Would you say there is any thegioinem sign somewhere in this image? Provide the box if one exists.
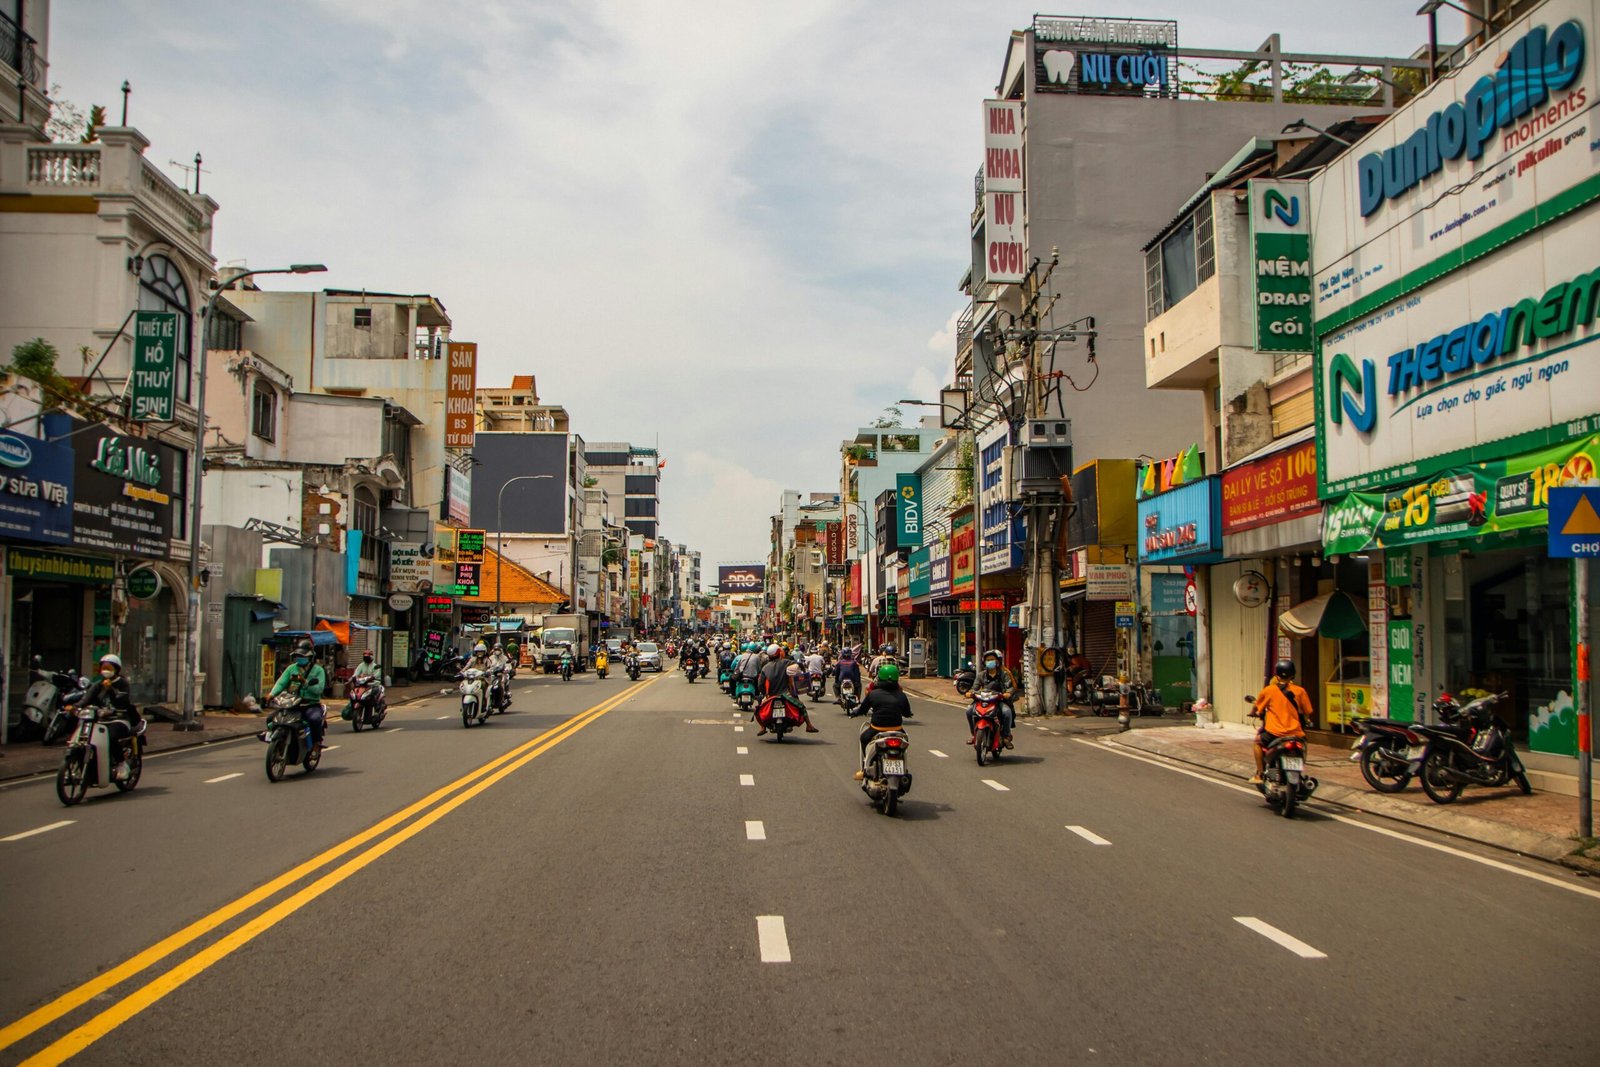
[1357,19,1586,217]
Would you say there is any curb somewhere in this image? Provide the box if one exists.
[1102,730,1586,869]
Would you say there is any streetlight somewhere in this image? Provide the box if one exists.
[495,474,554,625]
[180,262,326,731]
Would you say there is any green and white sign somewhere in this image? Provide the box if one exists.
[125,566,162,600]
[1386,620,1415,722]
[1249,179,1312,353]
[130,311,179,422]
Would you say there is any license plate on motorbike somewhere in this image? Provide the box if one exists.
[880,759,906,776]
[773,707,786,720]
[1280,756,1304,771]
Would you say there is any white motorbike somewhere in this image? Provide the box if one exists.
[460,668,491,728]
[860,727,912,816]
[56,704,146,806]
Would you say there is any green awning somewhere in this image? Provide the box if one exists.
[1277,591,1364,641]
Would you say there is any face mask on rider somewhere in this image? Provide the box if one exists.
[100,668,116,679]
[295,656,311,667]
[985,659,998,670]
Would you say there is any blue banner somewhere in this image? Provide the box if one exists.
[896,473,923,548]
[345,529,363,595]
[1137,477,1222,564]
[0,429,73,545]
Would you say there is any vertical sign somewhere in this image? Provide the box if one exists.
[130,311,179,421]
[1248,179,1311,353]
[445,342,478,449]
[896,474,922,548]
[1387,620,1414,723]
[983,99,1025,284]
[457,529,486,563]
[825,521,843,565]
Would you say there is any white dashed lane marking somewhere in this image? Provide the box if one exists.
[2,820,75,842]
[928,750,948,758]
[736,746,748,755]
[204,773,243,784]
[1234,917,1327,959]
[745,820,766,841]
[1065,825,1111,846]
[982,780,1010,792]
[756,916,791,963]
[739,774,755,786]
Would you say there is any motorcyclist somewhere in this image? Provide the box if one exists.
[558,643,575,676]
[269,639,329,751]
[867,643,897,678]
[965,648,1018,749]
[854,662,913,781]
[352,649,382,685]
[756,646,817,735]
[487,642,511,707]
[802,646,826,687]
[833,646,862,701]
[466,641,492,673]
[1250,659,1313,784]
[83,653,140,774]
[735,642,763,692]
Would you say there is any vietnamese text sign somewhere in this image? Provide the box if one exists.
[1249,180,1311,353]
[896,474,923,548]
[131,311,179,422]
[69,421,180,559]
[983,99,1023,193]
[388,543,429,593]
[457,529,486,563]
[1548,485,1600,557]
[1085,563,1134,601]
[1221,439,1318,534]
[454,562,481,597]
[0,429,73,545]
[1137,478,1222,564]
[445,342,478,449]
[985,190,1025,284]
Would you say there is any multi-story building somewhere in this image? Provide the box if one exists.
[585,442,661,539]
[475,374,569,432]
[1,0,49,129]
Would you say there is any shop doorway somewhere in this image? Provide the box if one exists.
[7,584,83,727]
[123,592,173,707]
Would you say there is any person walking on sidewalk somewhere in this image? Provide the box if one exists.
[1249,659,1313,784]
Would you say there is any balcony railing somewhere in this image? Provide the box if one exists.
[27,145,100,187]
[955,305,973,356]
[3,137,212,242]
[0,13,45,90]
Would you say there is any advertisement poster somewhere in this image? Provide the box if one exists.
[444,342,478,449]
[1221,439,1318,533]
[0,429,73,545]
[69,422,181,559]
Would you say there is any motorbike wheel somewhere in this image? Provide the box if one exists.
[351,708,364,732]
[1359,744,1412,793]
[42,714,70,746]
[55,749,89,807]
[265,733,290,782]
[1420,749,1464,805]
[114,750,142,792]
[303,744,321,773]
[975,727,990,766]
[883,780,899,816]
[1281,773,1299,819]
[462,703,476,728]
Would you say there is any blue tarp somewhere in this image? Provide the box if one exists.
[264,629,339,647]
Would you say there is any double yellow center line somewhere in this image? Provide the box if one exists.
[3,675,661,1065]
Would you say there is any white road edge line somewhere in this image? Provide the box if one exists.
[1066,825,1111,846]
[739,774,755,786]
[203,772,243,784]
[982,779,1010,792]
[736,746,749,755]
[928,749,948,758]
[756,915,791,963]
[2,820,75,842]
[745,820,766,841]
[1077,737,1600,902]
[1235,916,1327,959]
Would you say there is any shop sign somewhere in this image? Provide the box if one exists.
[982,99,1025,284]
[457,529,486,564]
[1387,620,1416,722]
[1310,1,1598,324]
[1547,485,1600,556]
[444,465,472,526]
[387,592,414,611]
[1249,180,1312,353]
[908,546,932,599]
[130,311,179,422]
[1233,570,1269,608]
[1322,433,1600,554]
[0,429,73,545]
[1114,599,1136,628]
[125,565,162,600]
[1033,16,1177,98]
[6,546,113,585]
[959,597,1016,612]
[951,512,975,594]
[444,342,478,449]
[1137,477,1221,563]
[929,601,958,617]
[1086,563,1133,600]
[69,421,180,559]
[826,563,849,578]
[425,594,454,615]
[843,612,866,625]
[388,543,429,593]
[825,521,844,565]
[1221,439,1318,534]
[1385,553,1411,586]
[929,545,951,598]
[895,474,923,547]
[982,99,1022,194]
[420,627,450,660]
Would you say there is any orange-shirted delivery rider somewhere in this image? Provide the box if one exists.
[1249,659,1314,785]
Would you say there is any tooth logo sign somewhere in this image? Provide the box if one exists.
[1041,50,1077,85]
[1263,189,1300,227]
[1328,353,1377,434]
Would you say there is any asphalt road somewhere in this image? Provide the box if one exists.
[2,667,1597,1065]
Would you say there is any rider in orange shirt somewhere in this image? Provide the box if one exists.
[1250,659,1313,784]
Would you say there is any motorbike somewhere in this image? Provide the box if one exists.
[860,727,913,816]
[459,667,492,727]
[806,672,825,702]
[43,675,90,746]
[969,688,1008,766]
[412,649,465,683]
[55,703,145,806]
[1416,691,1530,804]
[837,678,861,717]
[755,694,805,742]
[263,693,323,782]
[1348,693,1460,792]
[22,658,79,743]
[595,650,609,680]
[488,666,511,714]
[734,677,757,711]
[684,659,700,683]
[1064,652,1094,705]
[559,656,574,682]
[345,679,388,731]
[625,654,642,681]
[1245,699,1317,818]
[953,660,976,696]
[718,666,733,692]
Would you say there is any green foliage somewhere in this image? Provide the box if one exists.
[870,406,903,429]
[1182,60,1396,106]
[953,437,975,506]
[9,337,74,412]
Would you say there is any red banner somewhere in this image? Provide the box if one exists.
[825,521,844,565]
[1221,439,1317,534]
[444,342,478,449]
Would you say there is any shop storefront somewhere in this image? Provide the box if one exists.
[1310,0,1600,765]
[1060,459,1137,682]
[1136,471,1221,707]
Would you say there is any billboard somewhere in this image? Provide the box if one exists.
[1249,179,1312,353]
[895,473,923,548]
[65,419,182,559]
[718,565,765,593]
[444,342,478,449]
[983,99,1025,284]
[1032,16,1178,97]
[0,429,73,545]
[468,433,569,533]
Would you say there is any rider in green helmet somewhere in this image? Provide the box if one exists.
[854,661,912,780]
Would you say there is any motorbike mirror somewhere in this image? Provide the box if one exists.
[31,654,41,667]
[79,675,91,686]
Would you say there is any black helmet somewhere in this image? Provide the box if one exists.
[1274,659,1296,679]
[293,638,315,656]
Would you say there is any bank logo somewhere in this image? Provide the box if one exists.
[1041,49,1077,85]
[1329,353,1377,434]
[0,432,33,469]
[1263,188,1300,227]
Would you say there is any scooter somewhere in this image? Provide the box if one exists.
[345,680,388,731]
[860,727,912,816]
[23,658,78,743]
[734,677,757,710]
[718,666,733,692]
[625,654,642,682]
[413,649,465,683]
[837,678,861,717]
[1245,699,1317,818]
[459,668,492,727]
[1348,691,1460,792]
[969,688,1007,766]
[488,666,511,714]
[953,660,976,696]
[55,703,145,806]
[559,657,574,682]
[755,695,806,742]
[263,693,322,782]
[595,650,610,680]
[684,660,701,683]
[1416,691,1530,804]
[806,672,825,702]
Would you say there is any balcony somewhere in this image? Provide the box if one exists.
[955,304,973,359]
[0,13,46,91]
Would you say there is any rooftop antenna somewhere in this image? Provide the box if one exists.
[168,152,207,193]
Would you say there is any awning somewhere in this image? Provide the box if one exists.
[1060,586,1087,603]
[314,619,351,644]
[251,607,280,622]
[1278,591,1364,640]
[266,629,339,647]
[351,622,391,632]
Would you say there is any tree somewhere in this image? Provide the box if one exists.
[870,405,903,429]
[44,87,105,143]
[9,338,72,411]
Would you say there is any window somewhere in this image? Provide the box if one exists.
[1144,197,1215,321]
[354,488,379,562]
[138,255,192,402]
[251,381,276,442]
[624,474,656,494]
[206,310,242,351]
[585,451,628,467]
[353,307,372,329]
[624,498,657,518]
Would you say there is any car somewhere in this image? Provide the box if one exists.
[605,638,623,656]
[636,642,664,672]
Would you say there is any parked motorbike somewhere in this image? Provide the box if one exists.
[837,678,861,717]
[345,679,388,732]
[969,688,1007,766]
[755,695,804,742]
[55,703,145,806]
[1416,692,1530,804]
[22,658,79,743]
[953,660,976,696]
[42,675,90,746]
[860,727,912,816]
[459,668,492,727]
[1348,693,1460,792]
[806,672,825,702]
[734,677,757,711]
[1245,698,1317,818]
[412,649,465,683]
[1064,652,1094,705]
[263,693,322,782]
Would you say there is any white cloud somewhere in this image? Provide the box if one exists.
[907,366,941,406]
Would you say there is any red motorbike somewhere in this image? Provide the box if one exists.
[755,694,807,742]
[969,688,1006,766]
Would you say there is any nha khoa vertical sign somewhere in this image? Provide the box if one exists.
[445,342,478,449]
[983,99,1025,284]
[131,311,179,422]
[1249,179,1312,353]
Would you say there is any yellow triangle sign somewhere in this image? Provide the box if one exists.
[1561,493,1600,535]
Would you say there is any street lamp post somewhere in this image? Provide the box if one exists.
[179,262,326,731]
[495,474,554,625]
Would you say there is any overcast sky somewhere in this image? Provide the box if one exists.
[53,1,1459,572]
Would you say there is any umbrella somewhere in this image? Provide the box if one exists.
[1277,591,1365,640]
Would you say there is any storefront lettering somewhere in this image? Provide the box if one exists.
[1143,511,1198,554]
[90,435,162,488]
